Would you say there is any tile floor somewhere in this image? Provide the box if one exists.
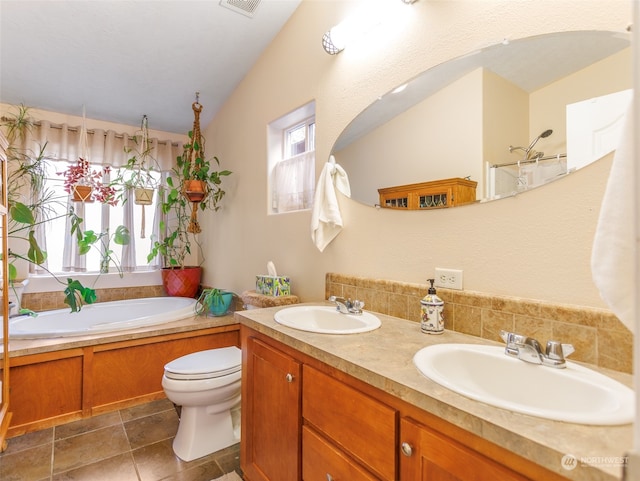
[0,398,242,481]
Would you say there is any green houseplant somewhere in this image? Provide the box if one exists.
[1,104,129,312]
[148,100,231,298]
[114,115,159,206]
[195,288,234,317]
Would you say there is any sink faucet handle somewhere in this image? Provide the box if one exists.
[499,330,514,344]
[546,340,575,361]
[352,299,365,310]
[499,330,528,345]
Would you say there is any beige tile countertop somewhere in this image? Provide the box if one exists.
[235,303,634,481]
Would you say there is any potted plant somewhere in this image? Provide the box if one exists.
[177,101,231,233]
[114,115,159,205]
[2,104,129,312]
[148,100,232,298]
[59,157,119,205]
[195,288,234,317]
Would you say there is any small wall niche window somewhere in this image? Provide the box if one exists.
[268,101,316,214]
[286,120,316,158]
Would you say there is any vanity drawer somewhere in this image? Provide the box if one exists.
[303,426,380,481]
[302,365,397,480]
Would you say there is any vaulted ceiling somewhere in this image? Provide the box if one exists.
[0,0,302,133]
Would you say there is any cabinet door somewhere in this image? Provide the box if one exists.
[400,418,531,481]
[303,365,397,480]
[241,337,301,481]
[303,426,380,481]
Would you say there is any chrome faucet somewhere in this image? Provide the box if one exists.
[499,330,575,369]
[328,296,365,315]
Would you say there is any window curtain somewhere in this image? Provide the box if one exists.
[148,171,170,270]
[120,186,137,272]
[17,120,181,273]
[272,150,315,212]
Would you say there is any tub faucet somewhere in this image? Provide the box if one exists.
[328,296,365,315]
[499,330,574,369]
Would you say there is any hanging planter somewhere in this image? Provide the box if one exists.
[113,115,162,237]
[134,187,154,205]
[183,179,207,203]
[58,112,119,205]
[72,184,94,203]
[60,160,118,205]
[147,93,232,271]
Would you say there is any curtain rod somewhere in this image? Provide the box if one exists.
[1,117,182,147]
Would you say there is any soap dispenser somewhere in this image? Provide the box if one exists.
[420,279,444,334]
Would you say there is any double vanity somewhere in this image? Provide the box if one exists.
[236,303,633,481]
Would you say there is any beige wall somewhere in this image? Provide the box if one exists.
[199,0,631,309]
[338,68,484,205]
[482,69,529,171]
[529,46,632,155]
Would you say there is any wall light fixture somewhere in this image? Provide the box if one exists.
[322,0,416,55]
[322,24,347,55]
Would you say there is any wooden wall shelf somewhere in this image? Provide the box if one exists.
[378,177,477,210]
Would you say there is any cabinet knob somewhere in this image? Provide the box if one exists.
[326,474,334,481]
[285,373,294,383]
[401,441,413,457]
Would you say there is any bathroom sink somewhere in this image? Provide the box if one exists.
[413,343,634,425]
[274,305,381,334]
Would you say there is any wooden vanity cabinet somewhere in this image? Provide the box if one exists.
[399,417,531,481]
[241,336,301,481]
[378,177,477,210]
[302,426,380,481]
[303,365,397,480]
[241,326,566,481]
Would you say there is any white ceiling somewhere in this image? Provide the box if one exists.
[0,0,302,134]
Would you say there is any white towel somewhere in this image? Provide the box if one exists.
[591,102,635,333]
[310,155,351,252]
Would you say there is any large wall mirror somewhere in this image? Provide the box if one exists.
[332,31,631,207]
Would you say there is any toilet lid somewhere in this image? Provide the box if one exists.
[164,346,241,380]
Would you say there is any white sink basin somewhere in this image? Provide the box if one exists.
[274,305,381,334]
[413,343,634,425]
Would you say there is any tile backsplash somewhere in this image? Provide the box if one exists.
[326,273,632,374]
[21,274,631,374]
[21,285,165,312]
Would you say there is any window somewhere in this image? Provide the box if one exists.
[41,160,161,274]
[268,101,316,214]
[285,119,315,158]
[10,119,183,278]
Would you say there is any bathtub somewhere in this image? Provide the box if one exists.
[6,297,198,339]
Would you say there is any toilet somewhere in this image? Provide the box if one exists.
[162,346,242,461]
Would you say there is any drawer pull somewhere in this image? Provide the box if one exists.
[326,474,334,481]
[401,441,413,457]
[285,373,294,383]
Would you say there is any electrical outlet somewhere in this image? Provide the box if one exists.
[434,268,463,290]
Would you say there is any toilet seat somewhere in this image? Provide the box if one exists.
[164,346,241,380]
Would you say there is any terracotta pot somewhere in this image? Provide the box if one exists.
[161,266,202,298]
[183,180,207,203]
[134,187,154,205]
[72,185,94,202]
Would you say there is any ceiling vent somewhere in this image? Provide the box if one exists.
[219,0,261,17]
